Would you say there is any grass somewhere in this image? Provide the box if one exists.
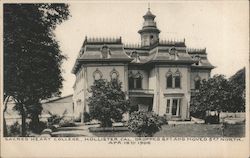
[91,124,245,137]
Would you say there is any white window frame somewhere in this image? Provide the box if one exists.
[166,97,182,116]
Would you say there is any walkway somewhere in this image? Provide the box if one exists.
[51,123,98,137]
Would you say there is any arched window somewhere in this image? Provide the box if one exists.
[174,71,181,88]
[93,68,103,80]
[131,51,140,63]
[194,76,201,89]
[110,68,119,80]
[169,47,178,60]
[166,72,173,88]
[128,71,143,89]
[166,70,182,89]
[129,76,134,89]
[194,55,200,65]
[134,72,143,89]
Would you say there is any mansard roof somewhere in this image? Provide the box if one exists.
[72,37,214,74]
[71,37,132,74]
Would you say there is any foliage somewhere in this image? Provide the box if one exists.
[29,121,47,134]
[158,115,168,125]
[190,70,246,122]
[190,75,232,120]
[59,119,76,127]
[88,79,130,127]
[228,67,245,112]
[205,115,220,124]
[128,111,162,137]
[8,122,22,136]
[83,112,91,123]
[4,4,70,136]
[48,114,64,125]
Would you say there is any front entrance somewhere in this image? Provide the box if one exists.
[166,98,182,117]
[129,97,153,112]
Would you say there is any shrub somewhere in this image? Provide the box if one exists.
[8,122,22,136]
[128,111,162,137]
[29,121,47,134]
[205,115,220,124]
[59,119,76,127]
[48,114,63,125]
[158,115,168,125]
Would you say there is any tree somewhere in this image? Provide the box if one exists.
[88,79,129,127]
[228,67,245,112]
[4,4,70,136]
[190,75,232,121]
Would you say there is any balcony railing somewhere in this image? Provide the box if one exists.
[129,89,154,97]
[190,89,199,96]
[129,89,154,94]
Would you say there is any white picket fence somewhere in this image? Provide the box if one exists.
[219,112,245,118]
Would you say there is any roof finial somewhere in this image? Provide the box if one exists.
[148,2,150,11]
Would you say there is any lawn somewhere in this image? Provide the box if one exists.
[91,124,245,137]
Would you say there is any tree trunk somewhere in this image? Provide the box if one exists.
[30,114,40,133]
[217,111,221,123]
[20,105,27,136]
[3,117,8,137]
[3,96,10,137]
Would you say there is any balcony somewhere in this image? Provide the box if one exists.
[129,89,154,97]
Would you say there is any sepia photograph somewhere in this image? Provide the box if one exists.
[1,1,249,157]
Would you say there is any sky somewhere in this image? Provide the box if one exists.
[54,1,249,96]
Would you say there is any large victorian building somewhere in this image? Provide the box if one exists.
[72,8,214,122]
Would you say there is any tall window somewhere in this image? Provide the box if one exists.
[166,73,173,88]
[129,77,134,89]
[174,72,181,88]
[194,76,201,89]
[166,98,181,116]
[135,76,142,89]
[128,71,143,89]
[195,79,201,89]
[166,99,170,114]
[166,70,181,89]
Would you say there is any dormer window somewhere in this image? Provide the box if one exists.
[100,45,111,59]
[131,51,140,63]
[194,55,200,65]
[169,47,178,60]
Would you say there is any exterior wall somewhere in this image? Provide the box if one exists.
[42,96,73,116]
[5,96,74,125]
[72,64,212,121]
[86,65,125,89]
[73,66,85,120]
[148,68,156,90]
[73,64,127,121]
[154,65,191,120]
